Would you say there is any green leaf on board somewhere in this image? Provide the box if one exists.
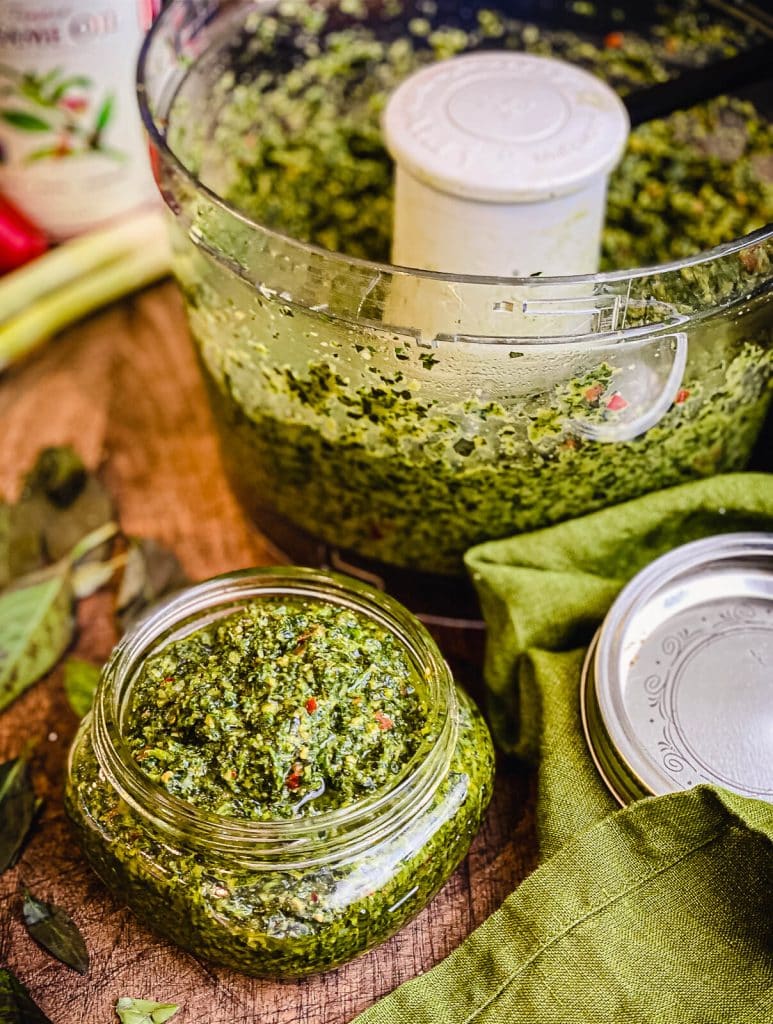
[0,968,54,1024]
[0,754,41,875]
[22,891,89,975]
[0,110,51,132]
[115,998,180,1024]
[0,565,74,713]
[63,658,101,719]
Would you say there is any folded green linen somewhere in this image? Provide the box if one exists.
[354,474,773,1024]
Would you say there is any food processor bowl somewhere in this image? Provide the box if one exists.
[138,0,773,623]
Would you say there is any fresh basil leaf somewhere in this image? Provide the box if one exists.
[0,968,53,1024]
[0,755,41,874]
[117,538,188,633]
[115,998,180,1024]
[0,520,119,712]
[63,658,101,718]
[0,565,74,713]
[22,891,89,975]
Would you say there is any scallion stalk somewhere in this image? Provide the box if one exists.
[0,210,172,371]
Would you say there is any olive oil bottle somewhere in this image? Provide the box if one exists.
[0,1,160,238]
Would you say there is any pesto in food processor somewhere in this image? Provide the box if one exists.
[167,0,773,574]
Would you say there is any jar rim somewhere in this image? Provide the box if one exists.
[91,566,457,864]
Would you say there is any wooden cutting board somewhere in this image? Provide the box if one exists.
[0,281,538,1024]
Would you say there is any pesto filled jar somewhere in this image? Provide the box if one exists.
[65,567,494,977]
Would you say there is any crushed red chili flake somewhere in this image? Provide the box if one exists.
[675,388,690,405]
[310,891,319,903]
[739,248,761,273]
[606,392,628,412]
[285,766,303,790]
[584,383,605,404]
[163,676,174,683]
[305,697,318,713]
[604,31,624,49]
[374,711,394,731]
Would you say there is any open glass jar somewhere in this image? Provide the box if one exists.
[137,0,773,618]
[65,568,494,978]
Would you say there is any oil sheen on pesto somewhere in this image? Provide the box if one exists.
[126,598,429,819]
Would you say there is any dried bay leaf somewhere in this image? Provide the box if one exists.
[117,538,188,633]
[0,565,74,713]
[0,754,41,874]
[22,891,89,975]
[21,447,114,564]
[71,552,126,599]
[63,658,101,718]
[115,998,180,1024]
[0,447,115,592]
[0,968,53,1024]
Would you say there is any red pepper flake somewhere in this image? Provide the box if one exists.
[285,766,303,790]
[739,248,761,273]
[163,676,174,683]
[305,697,318,714]
[562,437,577,451]
[374,711,394,731]
[310,891,319,903]
[604,31,624,49]
[584,383,604,404]
[675,388,690,405]
[606,392,628,412]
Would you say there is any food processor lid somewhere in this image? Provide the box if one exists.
[581,533,773,807]
[382,51,630,203]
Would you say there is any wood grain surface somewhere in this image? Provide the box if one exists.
[0,281,539,1024]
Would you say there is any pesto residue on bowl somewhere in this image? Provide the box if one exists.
[126,598,430,820]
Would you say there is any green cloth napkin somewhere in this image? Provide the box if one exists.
[354,474,773,1024]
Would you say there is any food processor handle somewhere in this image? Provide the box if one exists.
[567,331,689,443]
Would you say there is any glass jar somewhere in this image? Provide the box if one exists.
[137,0,773,605]
[65,567,495,978]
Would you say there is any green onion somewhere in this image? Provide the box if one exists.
[0,210,172,372]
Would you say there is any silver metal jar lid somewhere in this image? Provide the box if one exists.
[581,533,773,806]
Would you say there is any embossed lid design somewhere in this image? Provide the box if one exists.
[581,533,773,806]
[382,51,629,202]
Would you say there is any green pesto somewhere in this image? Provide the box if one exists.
[201,333,773,574]
[66,666,494,976]
[125,598,429,820]
[166,0,773,576]
[181,3,772,270]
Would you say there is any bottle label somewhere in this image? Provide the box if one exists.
[0,1,160,237]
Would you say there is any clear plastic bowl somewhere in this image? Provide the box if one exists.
[138,0,773,605]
